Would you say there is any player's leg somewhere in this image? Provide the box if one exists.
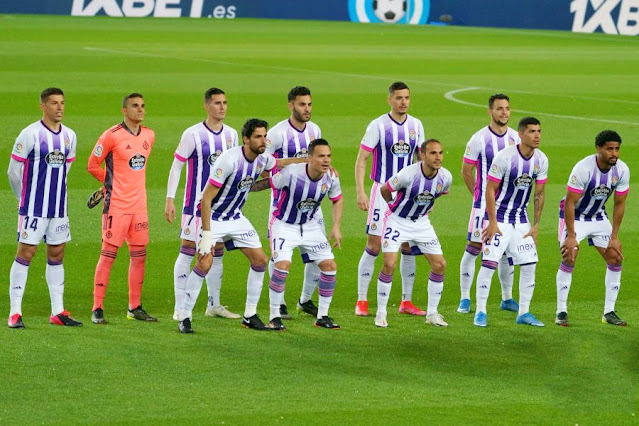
[555,217,581,326]
[44,240,81,326]
[375,251,397,328]
[498,254,517,311]
[240,246,270,330]
[205,242,239,319]
[424,253,447,327]
[315,258,339,329]
[511,224,543,327]
[268,260,291,331]
[299,211,324,310]
[398,243,425,316]
[596,239,625,326]
[173,240,195,320]
[9,237,38,328]
[356,183,384,315]
[126,213,154,321]
[474,226,510,327]
[459,208,483,312]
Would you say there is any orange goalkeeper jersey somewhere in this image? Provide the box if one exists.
[87,122,155,214]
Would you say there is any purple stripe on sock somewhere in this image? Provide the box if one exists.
[15,257,31,267]
[465,244,481,256]
[429,272,444,283]
[193,267,207,278]
[559,262,574,273]
[251,264,266,273]
[607,264,622,272]
[180,245,196,256]
[47,259,63,266]
[481,260,498,270]
[269,268,288,293]
[378,272,393,283]
[319,272,336,297]
[214,248,224,257]
[365,248,379,257]
[269,281,286,292]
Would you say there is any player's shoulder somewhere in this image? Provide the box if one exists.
[18,121,43,136]
[535,148,548,161]
[60,124,77,137]
[307,120,321,133]
[405,113,423,125]
[495,144,518,159]
[369,113,389,126]
[615,158,630,173]
[439,166,453,181]
[470,126,489,140]
[140,125,154,137]
[183,121,205,135]
[269,119,289,133]
[223,123,239,135]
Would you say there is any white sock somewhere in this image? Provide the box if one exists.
[183,266,206,319]
[300,262,320,304]
[400,253,416,301]
[556,262,574,313]
[245,264,266,318]
[173,249,194,314]
[46,260,65,315]
[318,270,336,319]
[357,248,378,301]
[604,264,622,314]
[518,263,537,315]
[476,262,497,313]
[9,257,30,316]
[498,255,514,301]
[206,250,224,308]
[376,272,392,314]
[427,272,444,315]
[459,244,480,299]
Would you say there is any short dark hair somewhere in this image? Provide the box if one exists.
[421,138,441,152]
[308,138,330,155]
[518,116,540,131]
[595,130,622,147]
[204,87,225,103]
[288,86,311,102]
[40,87,64,103]
[242,118,268,139]
[488,93,509,108]
[388,81,409,95]
[122,92,144,108]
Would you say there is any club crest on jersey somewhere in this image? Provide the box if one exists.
[183,228,190,236]
[297,198,319,213]
[484,248,490,255]
[570,175,578,184]
[143,141,149,150]
[436,183,443,193]
[612,176,619,185]
[590,184,611,200]
[294,148,308,159]
[409,130,416,141]
[272,251,278,259]
[21,231,28,239]
[391,140,410,157]
[474,230,481,238]
[65,138,70,150]
[226,138,233,148]
[256,164,263,175]
[509,138,516,146]
[413,191,434,206]
[371,223,378,231]
[237,176,254,192]
[94,145,103,157]
[215,168,223,178]
[129,153,146,170]
[321,183,328,194]
[383,240,389,248]
[533,164,540,174]
[208,151,222,165]
[514,173,533,189]
[45,149,66,168]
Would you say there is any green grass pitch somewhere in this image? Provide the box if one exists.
[1,14,638,423]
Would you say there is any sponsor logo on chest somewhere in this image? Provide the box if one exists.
[45,149,66,168]
[129,154,147,170]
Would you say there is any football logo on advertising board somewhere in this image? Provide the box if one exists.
[348,0,430,24]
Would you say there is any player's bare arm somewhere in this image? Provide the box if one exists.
[330,197,344,249]
[560,190,581,263]
[482,179,501,243]
[250,178,270,192]
[379,182,393,203]
[355,147,371,210]
[461,161,476,195]
[606,192,627,263]
[524,182,545,244]
[197,182,222,259]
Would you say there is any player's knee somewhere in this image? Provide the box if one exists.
[251,252,268,268]
[274,261,291,271]
[318,259,337,272]
[366,237,382,253]
[431,257,446,274]
[382,259,396,274]
[17,243,37,261]
[198,255,213,272]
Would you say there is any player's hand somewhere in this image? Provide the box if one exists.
[482,221,502,244]
[560,236,579,263]
[357,191,369,211]
[605,237,624,263]
[165,198,176,223]
[329,228,342,249]
[523,224,539,244]
[329,166,340,177]
[198,230,213,256]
